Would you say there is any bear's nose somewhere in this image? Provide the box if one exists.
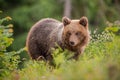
[69,41,75,46]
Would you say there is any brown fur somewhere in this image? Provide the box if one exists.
[26,17,90,61]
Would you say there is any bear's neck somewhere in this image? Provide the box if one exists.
[56,23,65,48]
[57,23,64,41]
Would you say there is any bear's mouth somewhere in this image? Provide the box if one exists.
[63,38,83,51]
[69,41,77,47]
[70,36,86,47]
[65,42,78,51]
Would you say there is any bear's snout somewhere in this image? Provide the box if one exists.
[69,41,75,46]
[69,34,79,47]
[69,40,78,46]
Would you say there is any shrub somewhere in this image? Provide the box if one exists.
[0,13,25,79]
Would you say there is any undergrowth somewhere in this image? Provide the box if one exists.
[0,14,120,80]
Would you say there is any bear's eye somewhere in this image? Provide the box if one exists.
[67,32,71,36]
[75,32,81,36]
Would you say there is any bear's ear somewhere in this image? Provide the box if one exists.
[79,16,88,27]
[62,17,71,26]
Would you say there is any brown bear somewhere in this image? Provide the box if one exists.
[26,16,90,61]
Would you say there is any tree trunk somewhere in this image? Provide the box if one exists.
[63,0,72,18]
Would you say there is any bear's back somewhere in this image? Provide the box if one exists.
[30,18,61,37]
[26,18,62,60]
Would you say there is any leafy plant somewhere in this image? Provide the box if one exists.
[0,13,25,79]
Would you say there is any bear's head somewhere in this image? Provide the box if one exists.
[62,16,90,51]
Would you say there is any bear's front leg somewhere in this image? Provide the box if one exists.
[72,47,85,60]
[72,52,81,60]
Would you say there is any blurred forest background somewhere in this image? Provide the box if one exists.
[0,0,120,54]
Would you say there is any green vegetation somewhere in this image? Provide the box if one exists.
[0,14,25,79]
[0,14,120,80]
